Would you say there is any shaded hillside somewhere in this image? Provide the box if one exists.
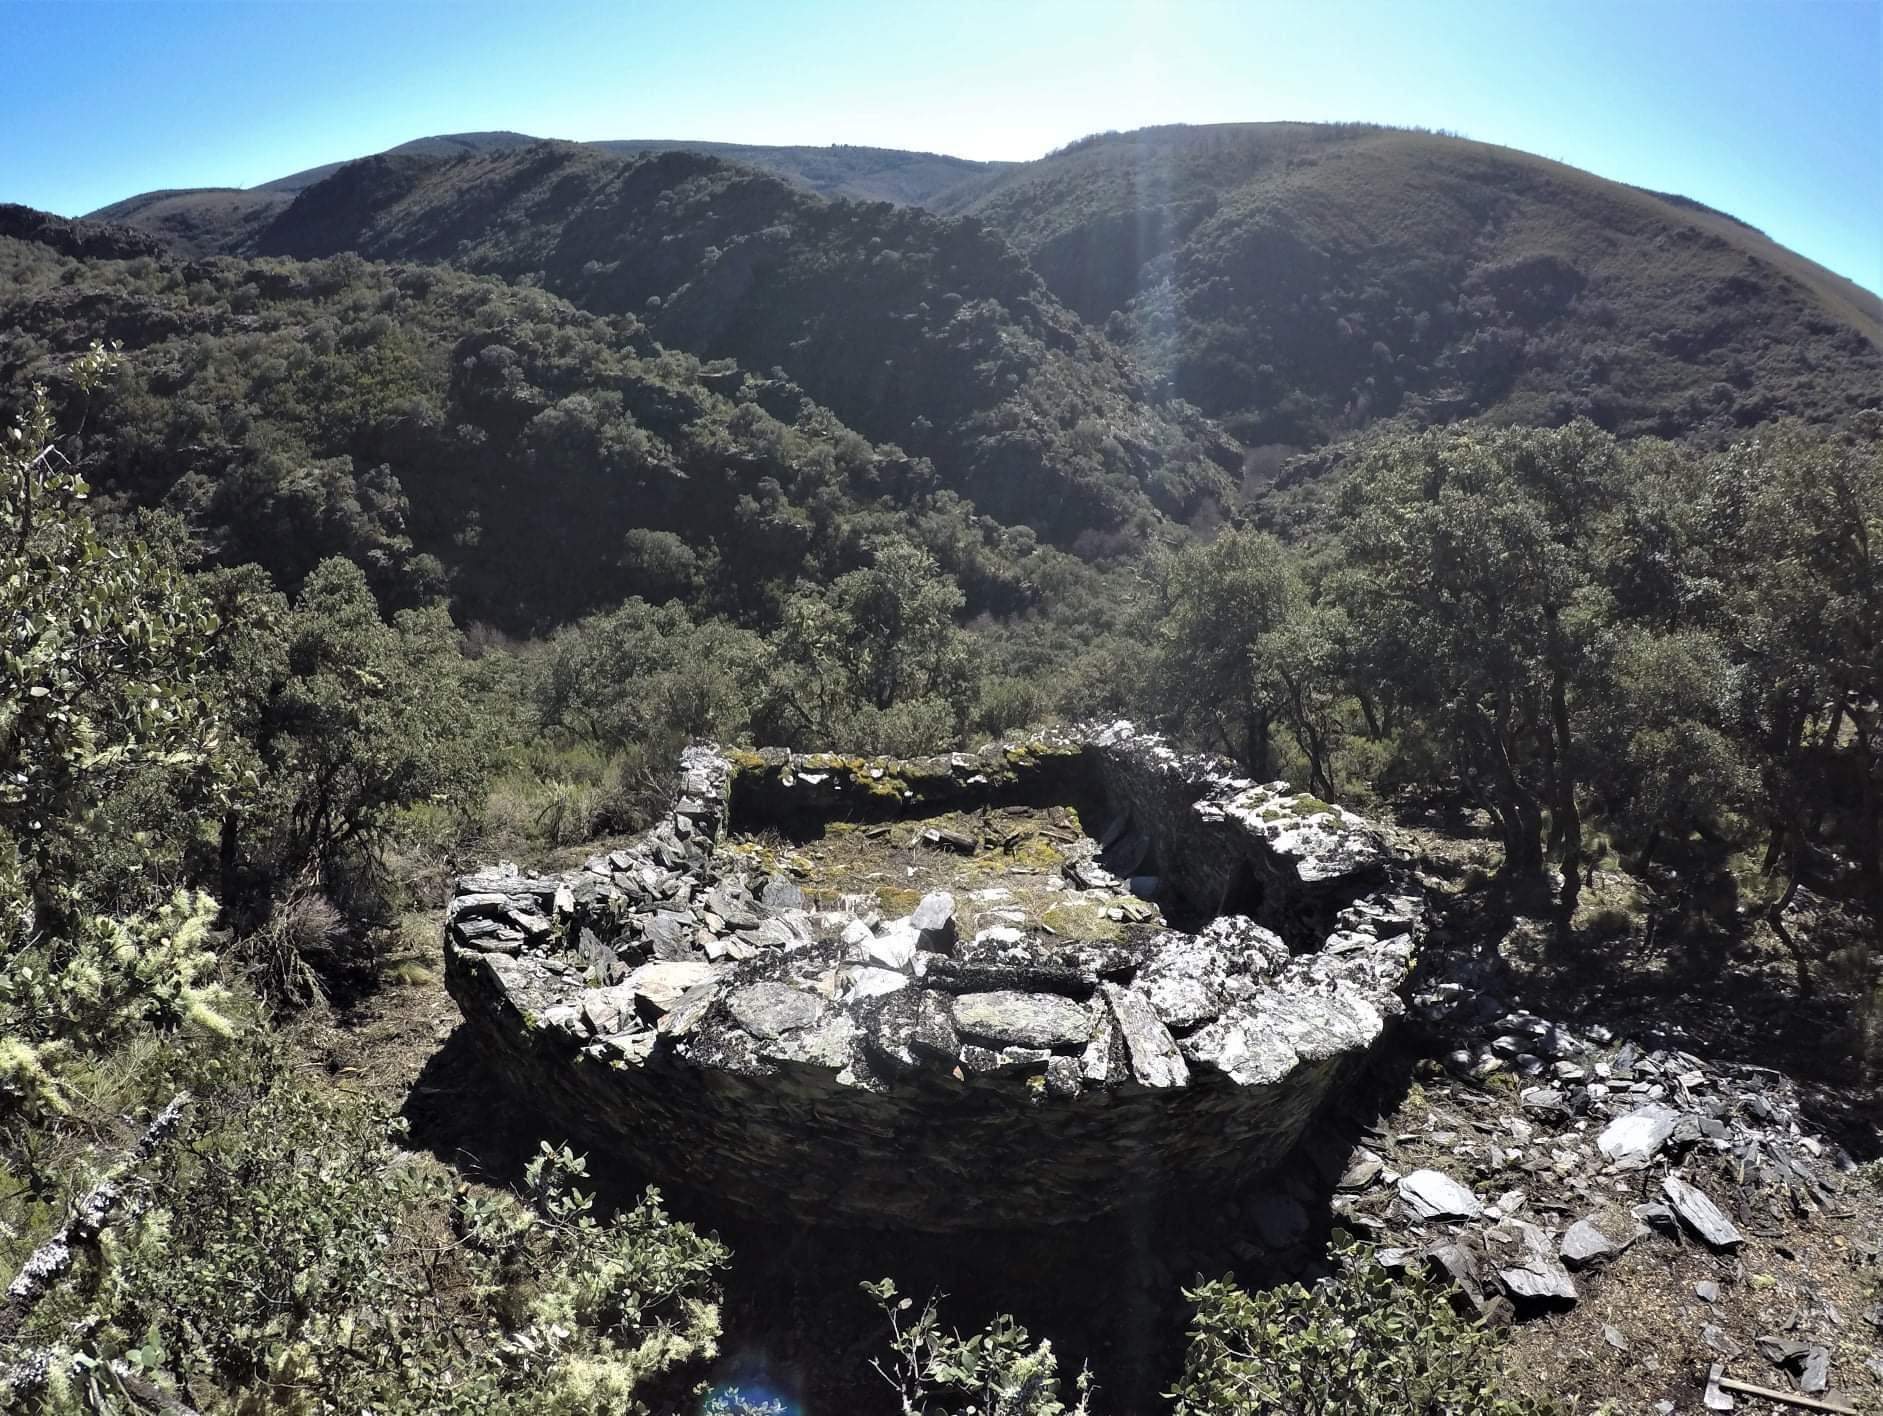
[87,186,296,256]
[89,131,1005,256]
[590,139,1007,205]
[941,123,1883,447]
[0,217,1094,633]
[245,142,1235,542]
[86,134,547,255]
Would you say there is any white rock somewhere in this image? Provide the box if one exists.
[1397,1168,1482,1221]
[1598,1103,1682,1166]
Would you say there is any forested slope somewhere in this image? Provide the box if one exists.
[0,212,1085,634]
[942,123,1882,447]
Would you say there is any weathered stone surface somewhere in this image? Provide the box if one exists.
[1486,1220,1577,1304]
[865,922,919,971]
[728,982,825,1039]
[951,991,1095,1049]
[1598,1104,1683,1166]
[1560,1216,1631,1269]
[910,892,957,951]
[444,724,1422,1228]
[1661,1175,1743,1249]
[1102,982,1189,1088]
[626,961,717,1014]
[1398,1169,1483,1221]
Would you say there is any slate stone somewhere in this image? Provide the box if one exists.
[1487,1220,1577,1304]
[758,1012,857,1071]
[1662,1175,1743,1250]
[844,966,911,1001]
[578,984,636,1036]
[866,922,920,971]
[1078,1007,1123,1086]
[1043,1055,1082,1098]
[1101,982,1188,1088]
[759,877,805,912]
[706,884,762,930]
[1398,1169,1483,1221]
[910,991,962,1065]
[1597,1103,1683,1166]
[443,723,1425,1229]
[728,982,825,1040]
[1701,1324,1742,1358]
[910,892,957,952]
[657,980,719,1039]
[643,911,700,962]
[626,960,717,1016]
[951,991,1094,1049]
[1338,1149,1384,1191]
[1560,1218,1624,1269]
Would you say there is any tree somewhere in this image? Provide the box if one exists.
[1,345,232,936]
[764,537,973,752]
[1335,422,1619,905]
[1144,529,1301,777]
[2,346,237,1119]
[1716,426,1881,941]
[220,557,488,906]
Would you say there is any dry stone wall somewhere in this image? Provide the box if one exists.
[444,723,1425,1228]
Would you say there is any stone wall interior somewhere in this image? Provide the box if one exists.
[444,723,1425,1228]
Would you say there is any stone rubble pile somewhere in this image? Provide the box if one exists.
[444,724,1427,1228]
[1313,966,1875,1404]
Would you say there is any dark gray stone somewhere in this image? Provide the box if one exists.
[759,877,805,912]
[1487,1220,1577,1304]
[444,726,1423,1228]
[1662,1175,1743,1250]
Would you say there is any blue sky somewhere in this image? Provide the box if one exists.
[8,0,1881,293]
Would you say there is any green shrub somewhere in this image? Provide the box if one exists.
[16,1061,728,1415]
[1168,1244,1561,1416]
[861,1278,1093,1416]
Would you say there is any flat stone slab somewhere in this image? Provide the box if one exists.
[444,724,1424,1228]
[1398,1168,1484,1221]
[950,991,1095,1049]
[1597,1103,1683,1166]
[1662,1175,1743,1250]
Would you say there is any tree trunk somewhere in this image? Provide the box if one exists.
[1244,708,1271,780]
[1546,610,1583,914]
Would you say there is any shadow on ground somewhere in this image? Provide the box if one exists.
[401,1021,1421,1414]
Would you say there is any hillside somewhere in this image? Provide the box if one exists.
[940,123,1882,448]
[241,142,1236,541]
[89,130,1006,255]
[0,216,1103,634]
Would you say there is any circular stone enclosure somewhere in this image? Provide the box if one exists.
[444,723,1423,1229]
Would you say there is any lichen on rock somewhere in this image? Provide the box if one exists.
[444,722,1425,1228]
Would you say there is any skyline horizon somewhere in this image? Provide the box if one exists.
[11,0,1881,297]
[62,117,1883,300]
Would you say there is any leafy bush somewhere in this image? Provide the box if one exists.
[15,1064,729,1415]
[861,1278,1093,1416]
[1168,1245,1560,1416]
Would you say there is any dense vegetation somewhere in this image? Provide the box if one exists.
[3,117,1879,1410]
[90,131,1011,257]
[240,143,1239,543]
[941,124,1882,449]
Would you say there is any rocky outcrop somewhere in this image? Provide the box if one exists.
[444,723,1424,1228]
